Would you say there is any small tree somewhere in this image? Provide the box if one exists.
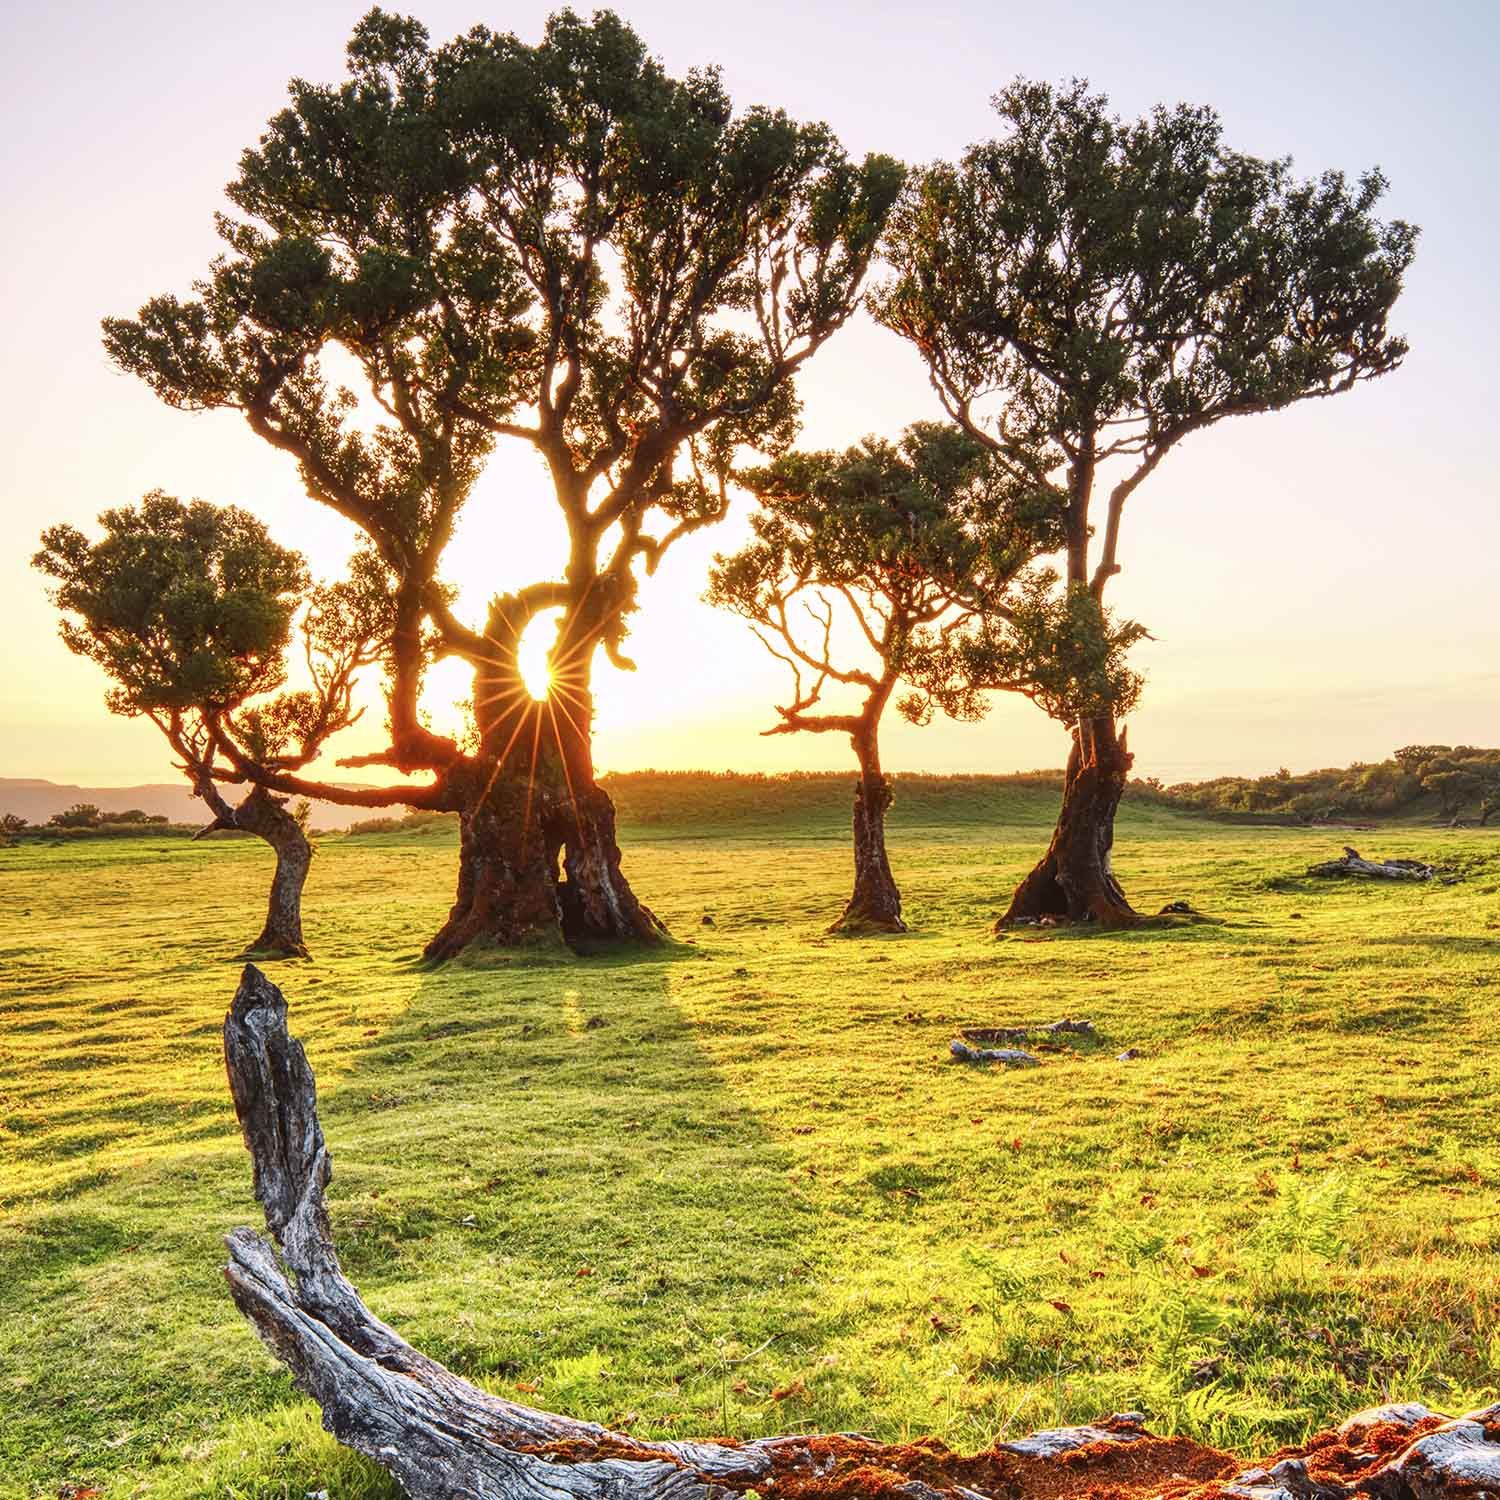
[103,9,902,956]
[48,804,103,830]
[876,79,1416,927]
[708,424,1058,931]
[34,493,384,957]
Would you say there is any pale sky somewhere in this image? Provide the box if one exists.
[2,0,1496,788]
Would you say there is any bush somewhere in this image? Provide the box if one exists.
[48,803,102,829]
[110,808,167,824]
[345,810,458,836]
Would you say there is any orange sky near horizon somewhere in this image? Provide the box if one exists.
[3,0,1497,791]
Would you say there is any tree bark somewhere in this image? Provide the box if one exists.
[220,965,1500,1500]
[196,783,312,958]
[832,744,905,934]
[425,761,568,960]
[998,717,1138,930]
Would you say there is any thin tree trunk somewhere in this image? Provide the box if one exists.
[196,783,312,958]
[832,735,905,933]
[998,717,1138,930]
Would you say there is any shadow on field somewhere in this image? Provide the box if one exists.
[279,942,820,1404]
[1360,932,1500,955]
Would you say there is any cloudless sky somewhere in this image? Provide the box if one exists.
[2,0,1496,787]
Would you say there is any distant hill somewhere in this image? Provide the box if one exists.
[0,778,380,831]
[8,747,1497,840]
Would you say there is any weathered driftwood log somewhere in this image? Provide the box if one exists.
[1307,846,1437,881]
[221,965,1500,1499]
[948,1019,1095,1066]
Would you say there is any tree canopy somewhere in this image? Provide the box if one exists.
[710,422,1061,738]
[875,77,1417,705]
[103,6,903,782]
[34,494,383,792]
[872,78,1416,926]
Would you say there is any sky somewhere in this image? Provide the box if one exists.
[1,0,1496,789]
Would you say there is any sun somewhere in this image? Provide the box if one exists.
[516,613,555,702]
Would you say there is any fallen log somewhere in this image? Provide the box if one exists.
[1307,846,1437,881]
[948,1039,1040,1066]
[220,965,1500,1498]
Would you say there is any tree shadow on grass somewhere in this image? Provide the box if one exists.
[1359,933,1500,955]
[1,918,823,1496]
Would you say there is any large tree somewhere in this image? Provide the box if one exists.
[33,494,383,956]
[708,424,1060,932]
[104,8,902,957]
[875,79,1416,928]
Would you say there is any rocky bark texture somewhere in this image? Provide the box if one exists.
[998,718,1138,931]
[221,965,1500,1500]
[424,648,664,959]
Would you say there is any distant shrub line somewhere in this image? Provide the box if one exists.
[1135,745,1500,824]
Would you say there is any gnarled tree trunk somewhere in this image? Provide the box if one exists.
[424,608,662,959]
[999,716,1137,930]
[196,783,312,958]
[220,965,1500,1500]
[559,779,665,946]
[832,744,905,933]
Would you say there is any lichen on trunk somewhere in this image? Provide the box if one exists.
[999,716,1138,930]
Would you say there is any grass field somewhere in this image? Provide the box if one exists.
[1,783,1497,1497]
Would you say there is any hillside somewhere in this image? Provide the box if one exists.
[0,777,385,832]
[336,770,1198,841]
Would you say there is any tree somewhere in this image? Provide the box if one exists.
[708,424,1059,931]
[103,9,902,957]
[33,494,383,957]
[875,79,1416,927]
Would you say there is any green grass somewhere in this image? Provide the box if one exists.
[1,790,1497,1498]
